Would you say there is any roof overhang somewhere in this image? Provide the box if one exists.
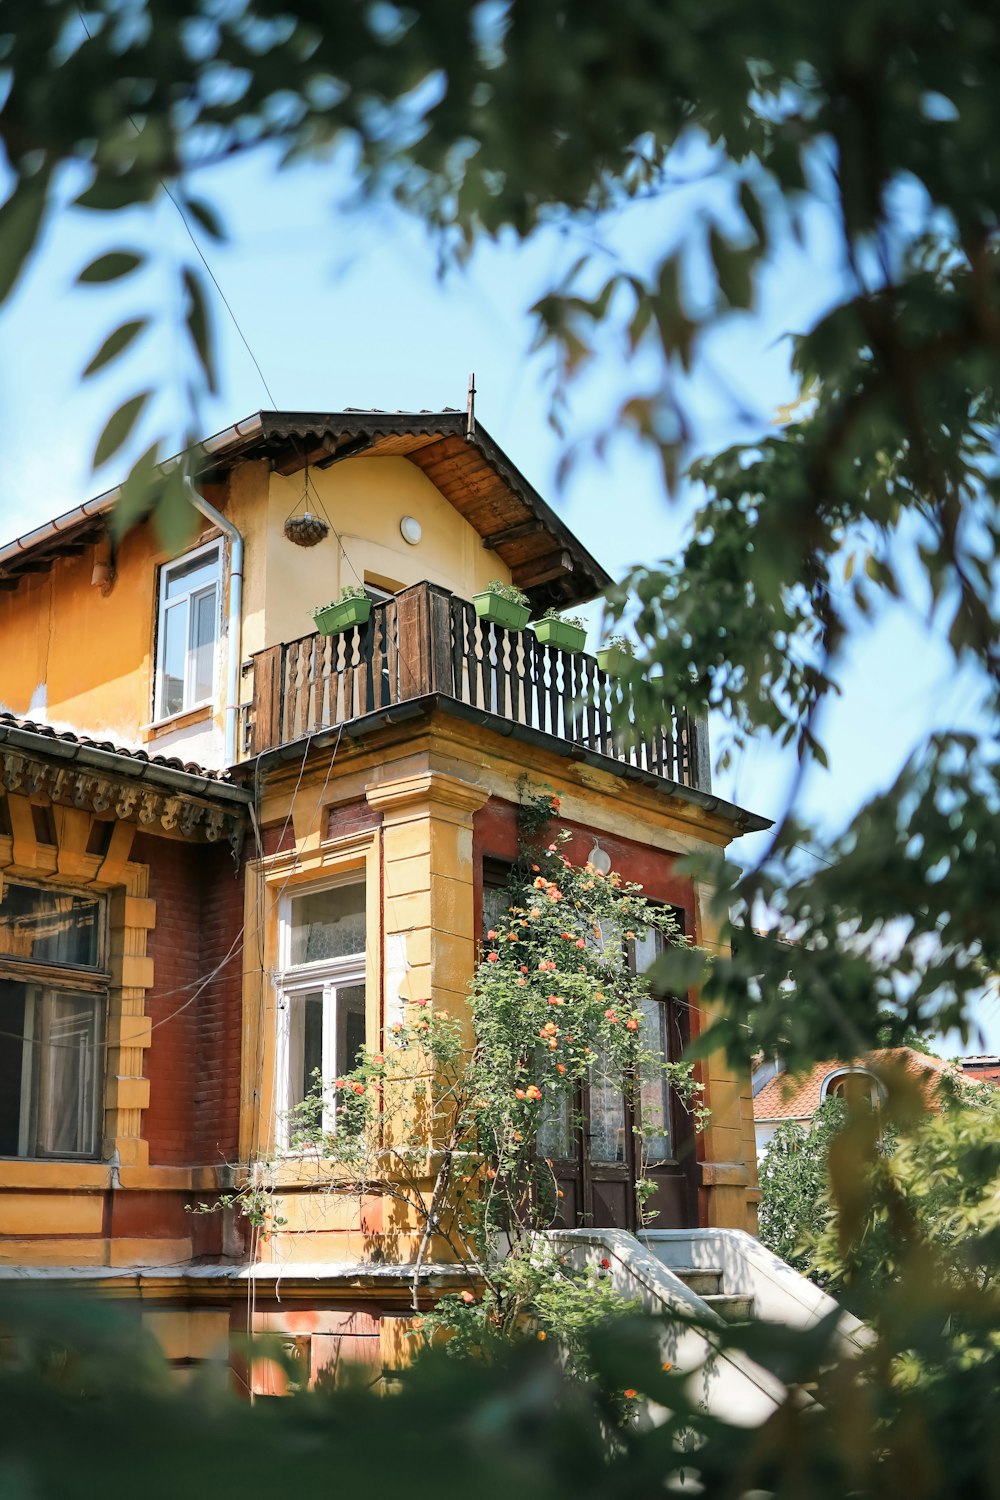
[0,409,612,611]
[230,692,772,836]
[0,716,251,856]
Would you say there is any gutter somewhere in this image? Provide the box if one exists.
[183,479,243,769]
[235,693,771,834]
[0,720,251,807]
[0,415,265,578]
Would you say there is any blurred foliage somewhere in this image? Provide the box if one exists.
[759,1083,1000,1313]
[3,5,1000,1495]
[3,1262,1000,1500]
[757,1095,851,1276]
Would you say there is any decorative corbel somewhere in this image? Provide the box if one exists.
[160,796,184,832]
[178,802,202,839]
[91,778,114,814]
[22,760,50,797]
[203,806,225,842]
[137,790,162,825]
[115,785,140,821]
[1,753,23,792]
[71,773,94,810]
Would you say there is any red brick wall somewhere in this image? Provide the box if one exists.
[135,834,245,1167]
[472,796,697,939]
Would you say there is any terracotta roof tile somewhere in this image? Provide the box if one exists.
[753,1048,956,1121]
[0,710,233,784]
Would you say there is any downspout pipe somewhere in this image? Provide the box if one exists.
[184,479,243,768]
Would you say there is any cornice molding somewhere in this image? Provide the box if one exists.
[0,748,247,856]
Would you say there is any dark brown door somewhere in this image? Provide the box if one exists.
[542,992,695,1232]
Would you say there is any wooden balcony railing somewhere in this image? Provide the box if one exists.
[246,581,704,789]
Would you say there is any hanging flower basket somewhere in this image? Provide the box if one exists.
[472,582,531,632]
[313,593,372,635]
[284,513,330,548]
[534,616,587,654]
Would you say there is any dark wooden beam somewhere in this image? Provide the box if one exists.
[481,519,544,550]
[316,433,375,469]
[511,549,574,590]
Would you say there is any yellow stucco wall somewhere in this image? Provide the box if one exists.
[236,454,514,659]
[0,453,511,756]
[243,715,759,1262]
[0,516,217,743]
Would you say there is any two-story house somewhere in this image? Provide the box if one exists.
[0,408,767,1390]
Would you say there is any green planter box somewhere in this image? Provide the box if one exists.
[313,596,372,635]
[472,591,531,631]
[596,646,631,674]
[534,618,587,654]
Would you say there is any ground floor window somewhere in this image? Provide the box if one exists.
[0,880,107,1159]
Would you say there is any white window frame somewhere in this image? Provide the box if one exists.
[275,881,367,1149]
[154,538,222,722]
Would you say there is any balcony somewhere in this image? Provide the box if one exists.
[245,581,706,791]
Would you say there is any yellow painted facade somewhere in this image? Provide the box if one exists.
[0,455,514,768]
[0,425,762,1388]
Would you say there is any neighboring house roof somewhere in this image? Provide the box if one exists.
[0,408,611,611]
[960,1055,1000,1084]
[0,711,248,803]
[753,1048,956,1123]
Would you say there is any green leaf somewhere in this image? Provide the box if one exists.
[709,227,754,310]
[153,461,198,552]
[111,443,163,540]
[82,319,149,379]
[74,175,158,212]
[0,173,50,306]
[93,391,152,470]
[182,195,227,243]
[77,251,144,285]
[183,267,217,393]
[648,944,710,994]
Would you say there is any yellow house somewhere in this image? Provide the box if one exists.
[0,408,766,1391]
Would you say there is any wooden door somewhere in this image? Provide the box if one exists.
[541,983,696,1231]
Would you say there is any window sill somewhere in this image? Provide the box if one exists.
[142,704,214,741]
[0,1158,111,1189]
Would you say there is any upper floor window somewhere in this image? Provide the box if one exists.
[277,881,367,1145]
[155,540,221,720]
[0,881,107,1159]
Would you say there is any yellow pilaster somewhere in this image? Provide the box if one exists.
[367,769,489,1044]
[693,879,760,1234]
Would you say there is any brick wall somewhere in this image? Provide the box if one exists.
[135,834,245,1167]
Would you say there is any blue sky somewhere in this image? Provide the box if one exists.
[1,146,995,1056]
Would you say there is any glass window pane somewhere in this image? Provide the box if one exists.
[638,998,672,1159]
[0,884,102,968]
[289,885,366,965]
[160,601,187,716]
[337,984,366,1072]
[632,929,661,975]
[301,994,324,1104]
[287,989,324,1121]
[588,1052,626,1163]
[33,990,103,1157]
[0,979,26,1155]
[190,587,217,703]
[482,883,513,937]
[165,550,218,600]
[537,1089,573,1160]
